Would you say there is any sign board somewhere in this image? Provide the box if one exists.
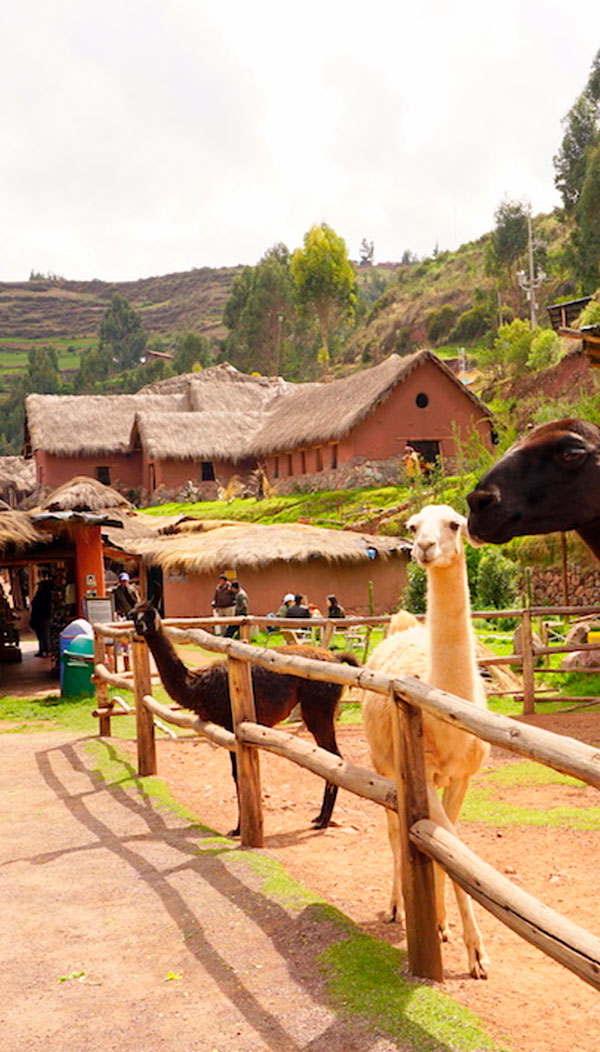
[84,596,114,625]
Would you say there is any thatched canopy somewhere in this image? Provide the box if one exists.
[39,476,132,512]
[132,521,409,575]
[0,456,36,499]
[25,392,189,456]
[0,508,45,553]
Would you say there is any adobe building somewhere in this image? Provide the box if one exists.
[24,353,494,501]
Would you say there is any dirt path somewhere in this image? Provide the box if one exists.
[0,731,404,1052]
[121,714,600,1052]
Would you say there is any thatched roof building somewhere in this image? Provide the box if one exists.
[129,520,411,617]
[25,353,495,499]
[39,475,132,512]
[0,456,37,506]
[0,508,45,553]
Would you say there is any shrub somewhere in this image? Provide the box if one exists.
[401,562,426,614]
[475,549,519,626]
[426,304,458,345]
[448,305,492,343]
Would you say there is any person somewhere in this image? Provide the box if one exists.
[276,593,295,618]
[326,594,345,619]
[224,580,249,638]
[112,572,140,616]
[29,571,53,657]
[286,593,310,619]
[211,573,235,627]
[402,445,422,480]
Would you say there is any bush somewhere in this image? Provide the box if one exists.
[426,304,458,345]
[448,305,492,343]
[475,549,519,623]
[401,562,426,613]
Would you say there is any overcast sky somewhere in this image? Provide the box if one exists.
[2,1,599,282]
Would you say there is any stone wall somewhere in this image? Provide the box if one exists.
[527,563,600,607]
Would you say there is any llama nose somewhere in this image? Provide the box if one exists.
[416,540,435,561]
[467,485,501,514]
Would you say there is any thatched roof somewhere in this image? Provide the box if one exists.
[131,410,263,462]
[0,508,46,553]
[131,521,409,575]
[247,351,491,456]
[39,476,132,512]
[0,456,36,498]
[25,392,189,456]
[141,361,285,397]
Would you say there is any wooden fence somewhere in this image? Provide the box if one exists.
[92,611,600,991]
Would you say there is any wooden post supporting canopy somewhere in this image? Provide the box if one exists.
[227,656,263,848]
[93,630,111,737]
[392,690,443,981]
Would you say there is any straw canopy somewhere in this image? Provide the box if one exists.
[0,456,36,500]
[132,521,409,575]
[39,476,132,513]
[0,508,45,553]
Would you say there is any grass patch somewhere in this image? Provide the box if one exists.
[463,760,600,829]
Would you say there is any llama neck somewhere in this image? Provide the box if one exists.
[425,556,479,703]
[577,520,600,563]
[145,624,193,703]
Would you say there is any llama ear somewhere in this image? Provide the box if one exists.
[463,520,484,547]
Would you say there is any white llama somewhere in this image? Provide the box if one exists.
[362,504,490,979]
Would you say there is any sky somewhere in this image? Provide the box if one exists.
[2,1,600,282]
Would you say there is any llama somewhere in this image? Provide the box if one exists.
[361,504,490,979]
[467,418,600,559]
[130,599,357,836]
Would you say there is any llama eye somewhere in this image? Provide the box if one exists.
[557,447,587,465]
[449,521,460,531]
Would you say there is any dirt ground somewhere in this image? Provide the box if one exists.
[115,709,600,1052]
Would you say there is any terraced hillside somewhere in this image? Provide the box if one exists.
[0,267,242,342]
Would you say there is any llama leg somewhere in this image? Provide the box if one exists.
[228,751,242,838]
[301,706,341,828]
[434,776,472,940]
[384,807,403,924]
[426,784,489,979]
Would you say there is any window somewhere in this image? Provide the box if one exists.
[331,444,338,469]
[301,450,306,474]
[201,461,215,481]
[149,463,156,491]
[96,466,111,485]
[286,453,293,476]
[316,447,323,472]
[415,392,429,409]
[273,456,279,479]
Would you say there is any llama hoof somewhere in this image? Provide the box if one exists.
[384,904,400,924]
[227,825,241,838]
[469,948,490,980]
[311,816,329,829]
[438,923,450,943]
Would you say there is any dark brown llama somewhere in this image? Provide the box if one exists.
[130,599,358,836]
[467,418,600,560]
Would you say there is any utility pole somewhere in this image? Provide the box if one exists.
[517,209,546,328]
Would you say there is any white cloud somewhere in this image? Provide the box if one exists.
[1,0,599,279]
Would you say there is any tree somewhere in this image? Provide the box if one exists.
[223,244,295,375]
[573,141,600,291]
[171,332,210,374]
[290,224,357,357]
[486,200,528,315]
[98,292,146,371]
[26,346,60,393]
[359,238,374,266]
[554,48,600,213]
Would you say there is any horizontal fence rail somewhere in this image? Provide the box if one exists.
[92,607,600,990]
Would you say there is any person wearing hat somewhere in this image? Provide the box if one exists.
[275,593,295,618]
[112,572,140,616]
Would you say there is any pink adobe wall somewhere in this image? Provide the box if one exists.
[150,457,258,491]
[339,359,492,463]
[160,554,408,620]
[35,450,142,490]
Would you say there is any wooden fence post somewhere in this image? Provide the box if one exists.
[227,656,264,848]
[132,635,157,776]
[521,606,535,715]
[392,690,443,981]
[93,629,111,737]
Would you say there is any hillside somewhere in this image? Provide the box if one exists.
[0,267,242,343]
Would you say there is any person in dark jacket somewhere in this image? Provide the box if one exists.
[112,572,140,616]
[326,594,345,618]
[286,593,310,619]
[30,572,53,656]
[224,580,249,638]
